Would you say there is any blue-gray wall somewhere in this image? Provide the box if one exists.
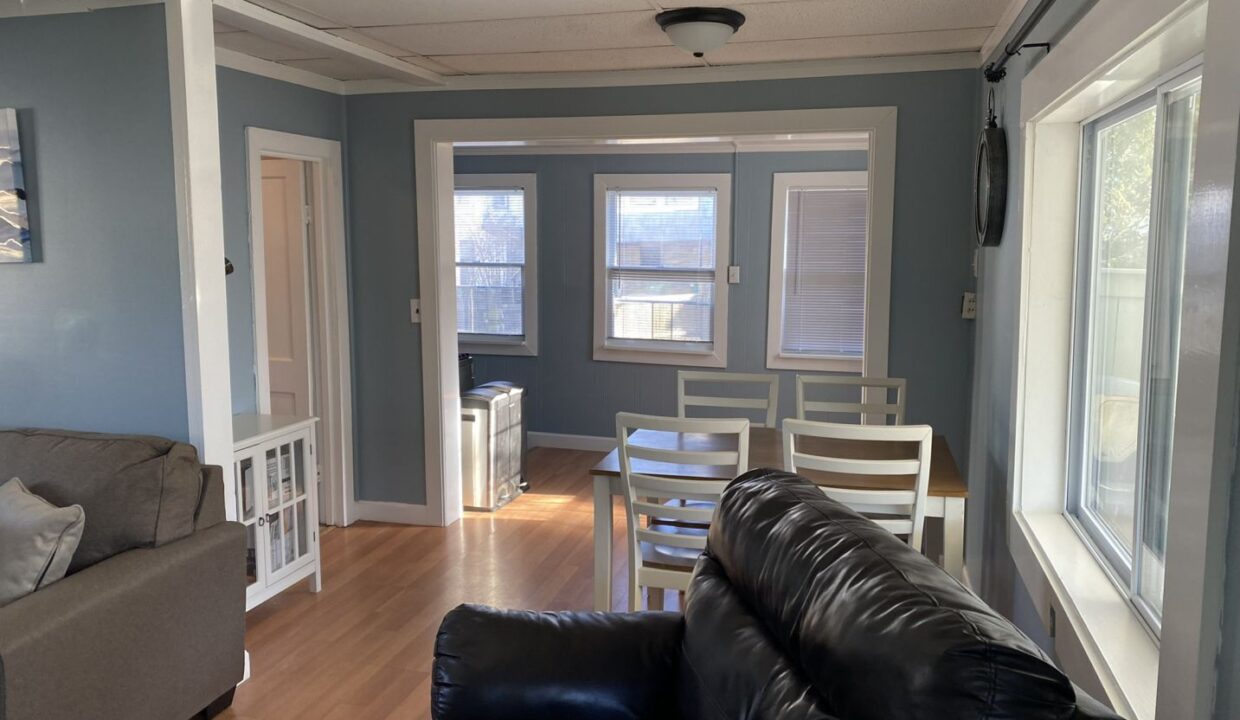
[961,0,1098,652]
[347,69,979,504]
[455,149,970,463]
[217,67,347,414]
[0,5,189,440]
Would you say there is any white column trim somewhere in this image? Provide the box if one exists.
[165,0,234,516]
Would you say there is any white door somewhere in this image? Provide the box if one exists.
[261,157,312,417]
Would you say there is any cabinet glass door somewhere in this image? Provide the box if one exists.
[266,434,315,582]
[235,454,261,590]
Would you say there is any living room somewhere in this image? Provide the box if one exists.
[0,1,1238,719]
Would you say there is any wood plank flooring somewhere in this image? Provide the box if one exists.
[219,447,632,720]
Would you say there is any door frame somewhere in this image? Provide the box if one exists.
[246,127,356,527]
[413,108,898,528]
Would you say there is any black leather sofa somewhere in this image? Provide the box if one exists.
[432,469,1123,720]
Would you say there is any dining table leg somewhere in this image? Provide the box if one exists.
[593,474,612,611]
[943,497,966,583]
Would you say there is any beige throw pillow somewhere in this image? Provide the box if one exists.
[0,477,86,607]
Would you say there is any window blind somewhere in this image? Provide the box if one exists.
[605,189,717,344]
[780,186,867,359]
[454,188,525,337]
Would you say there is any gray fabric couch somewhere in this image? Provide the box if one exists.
[0,429,246,720]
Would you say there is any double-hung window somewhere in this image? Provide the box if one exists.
[593,174,731,367]
[766,171,870,372]
[454,174,538,355]
[1068,69,1201,632]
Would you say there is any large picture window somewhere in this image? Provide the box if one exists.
[766,171,869,372]
[1069,69,1201,631]
[593,174,731,367]
[454,174,538,355]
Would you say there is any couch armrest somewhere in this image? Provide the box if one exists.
[195,465,227,530]
[0,522,246,720]
[432,604,682,720]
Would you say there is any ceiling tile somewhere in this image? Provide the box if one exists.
[430,46,700,75]
[726,0,1005,43]
[278,57,387,81]
[246,0,344,29]
[398,56,466,77]
[707,28,992,65]
[214,30,327,62]
[356,11,666,56]
[268,0,653,27]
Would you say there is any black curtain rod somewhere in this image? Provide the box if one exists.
[983,0,1058,83]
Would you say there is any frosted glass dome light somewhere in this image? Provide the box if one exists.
[656,8,746,58]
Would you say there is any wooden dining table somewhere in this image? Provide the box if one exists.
[589,426,968,611]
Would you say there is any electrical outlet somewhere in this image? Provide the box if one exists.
[410,298,421,324]
[728,265,741,284]
[961,291,977,320]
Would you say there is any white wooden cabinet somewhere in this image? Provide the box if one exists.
[232,414,322,611]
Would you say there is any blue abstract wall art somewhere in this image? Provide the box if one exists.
[0,108,31,264]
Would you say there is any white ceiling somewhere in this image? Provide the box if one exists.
[216,0,1014,82]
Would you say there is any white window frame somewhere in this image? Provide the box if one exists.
[1066,69,1201,637]
[1004,0,1236,717]
[765,170,879,373]
[454,173,538,356]
[592,173,731,367]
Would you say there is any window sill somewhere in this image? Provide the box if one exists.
[765,353,862,373]
[593,342,725,368]
[1012,510,1158,720]
[459,338,537,357]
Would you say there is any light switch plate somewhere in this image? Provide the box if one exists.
[410,299,421,324]
[961,291,977,320]
[728,265,741,284]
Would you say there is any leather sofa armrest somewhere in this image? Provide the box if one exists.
[0,522,246,720]
[432,604,683,720]
[1073,684,1127,719]
[195,465,227,529]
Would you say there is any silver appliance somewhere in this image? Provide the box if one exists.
[461,383,524,511]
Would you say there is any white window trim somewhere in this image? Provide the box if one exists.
[454,173,538,357]
[765,170,877,373]
[592,173,731,368]
[1006,0,1235,718]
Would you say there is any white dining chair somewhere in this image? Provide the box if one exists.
[795,375,907,425]
[677,370,780,428]
[616,412,750,611]
[782,418,932,550]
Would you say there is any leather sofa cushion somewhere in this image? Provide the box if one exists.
[0,429,204,573]
[680,554,839,720]
[707,469,1078,720]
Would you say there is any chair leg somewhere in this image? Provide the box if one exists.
[648,587,665,611]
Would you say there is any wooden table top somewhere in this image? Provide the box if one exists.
[591,426,967,498]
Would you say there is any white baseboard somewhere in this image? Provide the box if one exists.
[242,650,251,684]
[528,431,617,452]
[352,499,438,525]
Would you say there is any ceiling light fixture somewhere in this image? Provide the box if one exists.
[656,7,746,58]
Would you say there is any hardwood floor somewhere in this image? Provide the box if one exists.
[219,447,631,720]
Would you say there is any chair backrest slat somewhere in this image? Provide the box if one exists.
[796,375,907,425]
[626,444,741,467]
[782,417,932,550]
[790,453,921,476]
[678,370,779,428]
